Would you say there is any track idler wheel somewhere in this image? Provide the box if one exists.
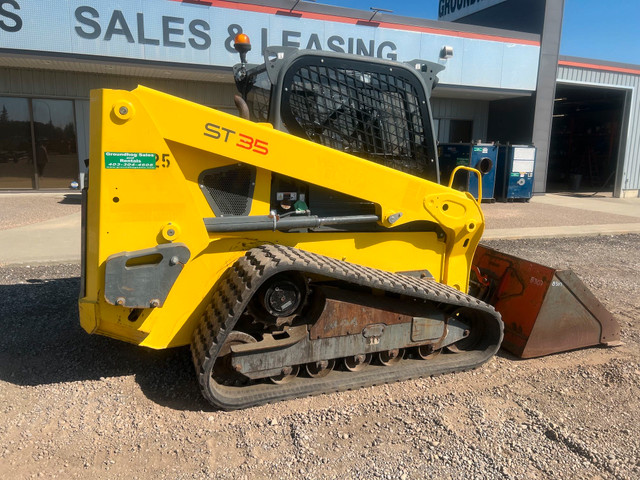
[213,331,257,386]
[445,309,479,353]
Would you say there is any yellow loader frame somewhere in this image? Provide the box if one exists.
[79,86,484,350]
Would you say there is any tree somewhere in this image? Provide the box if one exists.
[0,105,8,123]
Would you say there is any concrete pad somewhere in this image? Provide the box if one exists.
[531,193,640,218]
[0,212,80,265]
[483,222,640,240]
[481,201,640,231]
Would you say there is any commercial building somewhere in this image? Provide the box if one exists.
[1,0,638,197]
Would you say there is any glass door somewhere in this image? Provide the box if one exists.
[0,97,34,189]
[32,99,78,189]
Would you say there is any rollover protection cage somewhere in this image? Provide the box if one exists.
[237,47,443,182]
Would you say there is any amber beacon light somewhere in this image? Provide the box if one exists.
[234,33,252,64]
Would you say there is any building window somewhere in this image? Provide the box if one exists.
[0,97,78,190]
[32,99,78,189]
[449,119,473,143]
[0,97,33,189]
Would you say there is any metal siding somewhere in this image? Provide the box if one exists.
[9,69,21,93]
[75,74,90,97]
[431,98,489,142]
[631,88,640,188]
[20,70,33,94]
[557,65,640,192]
[32,70,46,95]
[440,122,450,143]
[473,101,489,141]
[55,71,68,97]
[0,68,236,108]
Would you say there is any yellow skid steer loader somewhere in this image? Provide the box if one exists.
[79,37,619,409]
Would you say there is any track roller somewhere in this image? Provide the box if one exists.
[306,359,335,378]
[378,349,404,366]
[269,365,300,384]
[343,354,372,372]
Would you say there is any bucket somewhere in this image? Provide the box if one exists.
[472,245,620,358]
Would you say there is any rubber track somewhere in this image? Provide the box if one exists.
[191,244,503,410]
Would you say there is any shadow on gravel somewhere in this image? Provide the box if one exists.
[554,192,610,199]
[59,194,82,205]
[0,277,210,412]
[495,349,526,361]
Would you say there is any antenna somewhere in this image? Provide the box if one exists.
[368,7,393,22]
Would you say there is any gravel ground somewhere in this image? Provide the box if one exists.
[0,235,639,479]
[0,193,81,230]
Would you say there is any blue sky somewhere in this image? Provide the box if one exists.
[317,0,640,65]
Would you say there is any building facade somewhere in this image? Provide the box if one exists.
[0,0,638,197]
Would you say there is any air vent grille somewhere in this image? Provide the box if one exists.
[200,165,256,216]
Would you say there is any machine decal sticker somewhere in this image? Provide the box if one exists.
[204,123,269,155]
[155,153,171,168]
[105,152,156,169]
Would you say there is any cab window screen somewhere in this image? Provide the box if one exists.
[280,58,437,181]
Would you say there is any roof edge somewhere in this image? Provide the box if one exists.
[185,0,540,44]
[559,55,640,76]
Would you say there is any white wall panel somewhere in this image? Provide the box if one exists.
[0,0,540,91]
